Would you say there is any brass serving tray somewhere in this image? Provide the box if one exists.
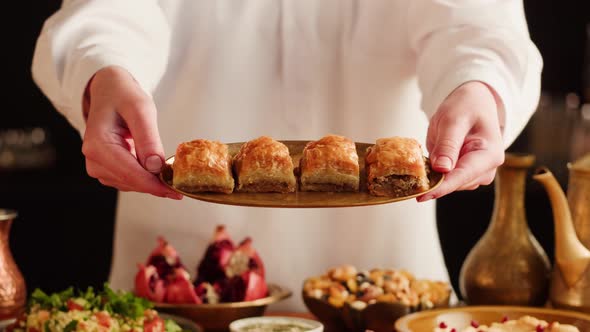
[160,141,443,208]
[394,306,590,332]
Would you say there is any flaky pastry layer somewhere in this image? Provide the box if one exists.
[233,136,296,193]
[172,139,234,194]
[300,135,359,192]
[365,137,429,196]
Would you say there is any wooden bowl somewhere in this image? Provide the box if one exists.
[302,290,450,332]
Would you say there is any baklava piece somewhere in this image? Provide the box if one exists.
[233,136,296,193]
[172,139,234,194]
[365,137,430,197]
[299,135,359,192]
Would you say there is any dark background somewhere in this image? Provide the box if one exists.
[3,1,590,299]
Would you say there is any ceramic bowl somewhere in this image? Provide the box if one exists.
[229,316,323,332]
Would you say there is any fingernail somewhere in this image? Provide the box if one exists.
[145,155,163,173]
[418,195,434,202]
[434,156,452,171]
[166,193,183,200]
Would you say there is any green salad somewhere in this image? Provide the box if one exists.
[6,284,184,332]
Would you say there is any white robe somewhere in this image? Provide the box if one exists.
[32,0,542,311]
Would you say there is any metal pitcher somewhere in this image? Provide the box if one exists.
[534,153,590,312]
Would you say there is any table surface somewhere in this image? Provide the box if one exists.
[266,311,316,320]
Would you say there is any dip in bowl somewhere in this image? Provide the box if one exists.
[229,316,323,332]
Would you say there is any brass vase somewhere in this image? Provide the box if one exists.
[459,153,551,306]
[0,209,26,319]
[534,153,590,312]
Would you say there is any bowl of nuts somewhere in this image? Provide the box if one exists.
[302,265,451,332]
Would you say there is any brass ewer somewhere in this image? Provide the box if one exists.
[534,153,590,312]
[0,209,26,319]
[460,153,551,306]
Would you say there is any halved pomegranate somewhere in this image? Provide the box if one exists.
[134,264,166,303]
[195,226,268,302]
[196,225,235,284]
[219,271,268,302]
[227,237,265,279]
[242,270,268,301]
[146,237,184,280]
[165,269,201,304]
[194,282,221,304]
[135,226,268,304]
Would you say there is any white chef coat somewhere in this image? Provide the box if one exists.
[32,0,542,311]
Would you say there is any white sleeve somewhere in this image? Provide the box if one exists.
[31,0,171,135]
[408,0,543,147]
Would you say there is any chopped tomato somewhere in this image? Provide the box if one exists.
[67,299,84,311]
[94,312,111,328]
[37,310,50,321]
[36,310,50,329]
[144,316,164,332]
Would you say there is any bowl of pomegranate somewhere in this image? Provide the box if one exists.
[302,265,451,332]
[134,225,291,332]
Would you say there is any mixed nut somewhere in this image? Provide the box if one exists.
[303,265,450,310]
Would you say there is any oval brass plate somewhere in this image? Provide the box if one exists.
[394,306,590,332]
[159,141,443,208]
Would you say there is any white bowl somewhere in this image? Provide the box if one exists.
[229,316,324,332]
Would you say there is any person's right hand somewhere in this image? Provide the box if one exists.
[82,66,183,199]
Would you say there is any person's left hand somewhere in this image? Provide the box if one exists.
[417,81,505,202]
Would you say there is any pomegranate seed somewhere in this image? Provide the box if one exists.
[536,325,545,332]
[439,322,447,328]
[501,316,509,323]
[471,320,480,328]
[450,329,456,332]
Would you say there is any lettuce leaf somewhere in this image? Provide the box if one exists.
[30,287,74,311]
[63,320,78,332]
[165,319,184,332]
[29,283,153,319]
[102,283,153,319]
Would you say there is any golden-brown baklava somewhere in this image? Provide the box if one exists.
[172,139,234,194]
[365,137,430,197]
[233,136,296,193]
[299,135,360,192]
